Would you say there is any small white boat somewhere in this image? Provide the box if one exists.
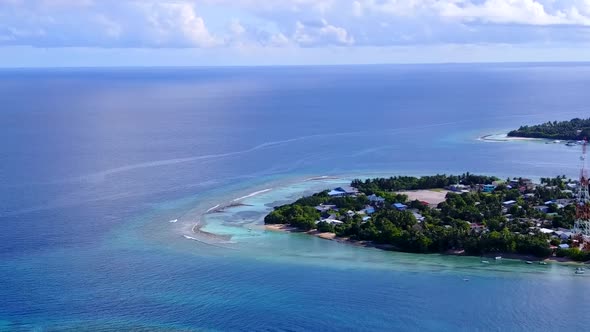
[539,261,547,265]
[495,256,502,260]
[481,260,490,264]
[525,261,533,264]
[575,267,585,275]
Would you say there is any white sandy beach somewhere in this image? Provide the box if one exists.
[479,133,542,142]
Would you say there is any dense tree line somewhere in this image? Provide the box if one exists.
[265,175,579,259]
[351,173,498,194]
[507,118,590,140]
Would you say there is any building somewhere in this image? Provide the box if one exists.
[502,200,517,207]
[534,206,549,213]
[448,184,468,192]
[317,219,344,225]
[392,203,408,211]
[411,211,425,222]
[539,228,554,234]
[482,184,496,193]
[509,178,534,190]
[328,186,359,197]
[367,194,385,204]
[364,206,376,215]
[315,204,337,213]
[469,223,486,232]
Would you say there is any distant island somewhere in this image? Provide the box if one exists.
[265,174,590,262]
[508,118,590,140]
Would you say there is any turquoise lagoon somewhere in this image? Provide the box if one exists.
[1,65,590,331]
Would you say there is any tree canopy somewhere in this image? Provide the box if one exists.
[508,118,590,140]
[264,174,579,259]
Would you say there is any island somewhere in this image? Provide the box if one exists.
[265,174,590,262]
[507,117,590,140]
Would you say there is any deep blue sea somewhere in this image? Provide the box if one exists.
[1,64,590,331]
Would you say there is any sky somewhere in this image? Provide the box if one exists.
[2,0,590,67]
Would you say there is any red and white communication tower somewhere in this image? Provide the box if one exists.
[573,139,590,248]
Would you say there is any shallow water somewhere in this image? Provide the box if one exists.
[1,64,590,331]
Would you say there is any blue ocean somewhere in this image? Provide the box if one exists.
[1,64,590,331]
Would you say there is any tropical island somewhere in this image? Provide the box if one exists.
[265,174,590,262]
[507,117,590,141]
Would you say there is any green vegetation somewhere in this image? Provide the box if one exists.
[265,174,583,260]
[556,248,590,262]
[508,118,590,140]
[351,173,498,193]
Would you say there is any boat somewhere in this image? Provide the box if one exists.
[539,261,547,265]
[525,261,533,264]
[575,267,585,275]
[495,256,502,260]
[481,260,490,264]
[566,141,577,146]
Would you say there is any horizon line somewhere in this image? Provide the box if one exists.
[2,60,590,70]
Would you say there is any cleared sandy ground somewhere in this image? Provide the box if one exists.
[397,189,450,205]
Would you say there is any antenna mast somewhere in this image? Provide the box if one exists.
[573,138,590,249]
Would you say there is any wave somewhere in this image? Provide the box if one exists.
[303,175,339,181]
[206,204,220,213]
[183,234,238,250]
[232,188,272,202]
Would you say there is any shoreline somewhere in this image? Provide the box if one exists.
[479,133,542,142]
[184,174,588,267]
[265,224,588,265]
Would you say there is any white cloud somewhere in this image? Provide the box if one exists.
[436,0,590,25]
[0,0,221,47]
[228,20,246,36]
[138,2,219,47]
[353,0,590,25]
[2,0,590,50]
[293,19,354,46]
[268,32,290,46]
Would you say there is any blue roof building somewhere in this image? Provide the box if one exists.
[482,184,496,193]
[367,194,386,203]
[365,206,376,214]
[393,203,408,211]
[328,186,359,197]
